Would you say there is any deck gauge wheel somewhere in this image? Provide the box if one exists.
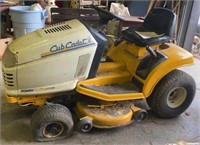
[134,109,148,121]
[78,117,93,132]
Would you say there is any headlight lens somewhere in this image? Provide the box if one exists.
[2,47,17,67]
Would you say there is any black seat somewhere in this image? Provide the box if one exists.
[122,7,176,47]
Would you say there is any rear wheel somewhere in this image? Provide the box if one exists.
[147,69,196,118]
[31,103,74,141]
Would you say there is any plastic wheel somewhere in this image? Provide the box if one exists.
[134,109,148,121]
[146,69,196,118]
[77,117,93,132]
[31,103,74,142]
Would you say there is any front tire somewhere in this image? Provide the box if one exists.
[147,69,196,118]
[31,103,74,142]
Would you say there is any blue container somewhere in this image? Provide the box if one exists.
[9,6,48,38]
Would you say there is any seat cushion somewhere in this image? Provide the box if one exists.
[122,27,170,47]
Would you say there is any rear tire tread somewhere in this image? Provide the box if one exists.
[147,69,196,118]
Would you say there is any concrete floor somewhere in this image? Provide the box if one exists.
[0,59,200,145]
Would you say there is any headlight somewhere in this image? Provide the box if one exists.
[2,47,17,68]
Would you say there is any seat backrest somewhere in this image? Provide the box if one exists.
[143,7,176,37]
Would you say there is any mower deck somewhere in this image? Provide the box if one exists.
[76,100,135,128]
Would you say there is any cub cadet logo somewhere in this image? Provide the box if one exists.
[41,37,95,57]
[50,38,88,52]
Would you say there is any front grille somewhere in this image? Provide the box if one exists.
[3,72,14,87]
[43,22,72,34]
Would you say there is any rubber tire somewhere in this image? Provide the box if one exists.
[31,103,74,142]
[146,69,196,119]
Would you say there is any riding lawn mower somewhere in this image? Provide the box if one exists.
[1,7,196,141]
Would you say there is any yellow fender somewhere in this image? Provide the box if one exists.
[142,43,194,97]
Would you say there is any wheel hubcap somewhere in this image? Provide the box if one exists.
[167,87,187,108]
[83,124,91,130]
[43,122,64,138]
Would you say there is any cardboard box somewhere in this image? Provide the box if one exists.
[0,37,13,60]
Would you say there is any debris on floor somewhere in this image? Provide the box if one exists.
[166,141,200,145]
[192,35,200,59]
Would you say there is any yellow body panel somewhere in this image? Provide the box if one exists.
[76,86,144,101]
[142,43,194,96]
[97,62,126,72]
[107,42,158,74]
[76,62,145,101]
[6,95,49,107]
[76,42,194,101]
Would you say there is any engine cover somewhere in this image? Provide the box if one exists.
[2,19,100,96]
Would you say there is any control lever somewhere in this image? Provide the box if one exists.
[146,46,157,58]
[114,37,124,47]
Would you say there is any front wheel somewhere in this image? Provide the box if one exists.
[31,103,74,141]
[147,69,196,118]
